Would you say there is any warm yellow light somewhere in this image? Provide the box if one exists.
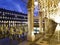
[32,31,34,36]
[58,2,60,8]
[42,8,45,12]
[48,14,60,23]
[56,24,60,31]
[54,15,60,23]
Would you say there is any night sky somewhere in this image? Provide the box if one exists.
[0,0,38,16]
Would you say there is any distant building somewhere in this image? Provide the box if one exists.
[0,8,27,22]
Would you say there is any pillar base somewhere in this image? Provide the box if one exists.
[27,34,35,41]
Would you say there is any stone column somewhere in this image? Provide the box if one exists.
[39,12,43,33]
[27,8,35,41]
[27,0,35,41]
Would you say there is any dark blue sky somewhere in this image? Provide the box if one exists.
[0,0,38,16]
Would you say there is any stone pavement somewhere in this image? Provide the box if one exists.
[18,33,44,45]
[18,33,60,45]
